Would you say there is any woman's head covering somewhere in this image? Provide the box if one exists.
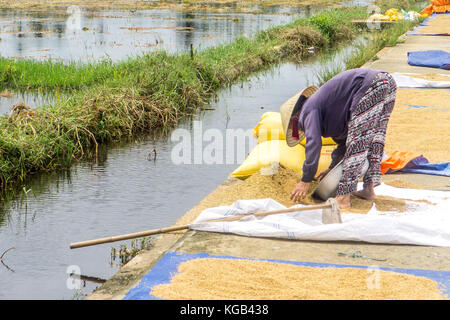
[280,86,318,147]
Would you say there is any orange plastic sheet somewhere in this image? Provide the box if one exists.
[421,5,433,15]
[380,151,424,174]
[421,0,450,14]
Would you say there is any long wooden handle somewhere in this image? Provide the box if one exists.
[69,225,189,249]
[69,202,332,249]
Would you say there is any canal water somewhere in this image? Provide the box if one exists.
[0,4,366,299]
[0,7,303,62]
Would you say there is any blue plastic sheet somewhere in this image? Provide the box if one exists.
[401,161,450,176]
[408,50,450,70]
[123,251,450,300]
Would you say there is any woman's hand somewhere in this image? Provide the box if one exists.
[316,168,331,181]
[290,181,311,202]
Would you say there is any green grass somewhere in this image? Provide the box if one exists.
[0,57,125,90]
[0,4,425,189]
[345,19,423,70]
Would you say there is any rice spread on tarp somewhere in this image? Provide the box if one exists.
[150,258,446,300]
[207,166,414,214]
[386,88,450,163]
[417,14,450,35]
[405,73,450,82]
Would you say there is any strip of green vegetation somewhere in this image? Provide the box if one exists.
[0,7,365,91]
[0,2,423,189]
[346,20,419,70]
[345,1,427,70]
[0,56,141,91]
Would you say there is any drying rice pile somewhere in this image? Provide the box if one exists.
[150,258,446,300]
[386,88,450,163]
[417,14,450,35]
[227,167,413,214]
[175,166,415,228]
[226,166,308,207]
[382,179,423,189]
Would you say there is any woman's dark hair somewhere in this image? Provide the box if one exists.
[292,95,307,116]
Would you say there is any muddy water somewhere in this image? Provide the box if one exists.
[0,8,305,62]
[0,38,360,299]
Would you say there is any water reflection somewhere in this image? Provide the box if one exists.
[0,8,303,62]
[0,89,56,115]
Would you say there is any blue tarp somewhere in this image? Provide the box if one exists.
[123,251,450,300]
[408,50,450,70]
[401,162,450,177]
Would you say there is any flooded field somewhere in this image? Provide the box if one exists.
[0,8,302,62]
[0,38,358,298]
[0,6,306,115]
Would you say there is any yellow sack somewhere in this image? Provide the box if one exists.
[230,140,335,179]
[385,8,399,16]
[252,112,336,146]
[252,112,285,143]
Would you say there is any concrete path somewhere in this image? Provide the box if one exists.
[363,34,450,74]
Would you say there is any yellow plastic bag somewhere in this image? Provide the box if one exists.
[384,8,404,21]
[252,112,336,146]
[230,140,335,179]
[390,13,404,21]
[385,8,399,16]
[252,112,285,143]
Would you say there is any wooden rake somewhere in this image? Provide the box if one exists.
[70,199,341,249]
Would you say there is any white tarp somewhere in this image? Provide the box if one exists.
[191,184,450,247]
[392,73,450,88]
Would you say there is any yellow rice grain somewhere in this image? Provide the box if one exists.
[417,14,450,35]
[386,88,450,163]
[151,258,446,300]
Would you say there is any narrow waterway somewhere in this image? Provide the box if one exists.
[0,36,361,298]
[0,7,304,62]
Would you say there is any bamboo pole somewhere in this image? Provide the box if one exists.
[70,202,334,249]
[70,225,188,249]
